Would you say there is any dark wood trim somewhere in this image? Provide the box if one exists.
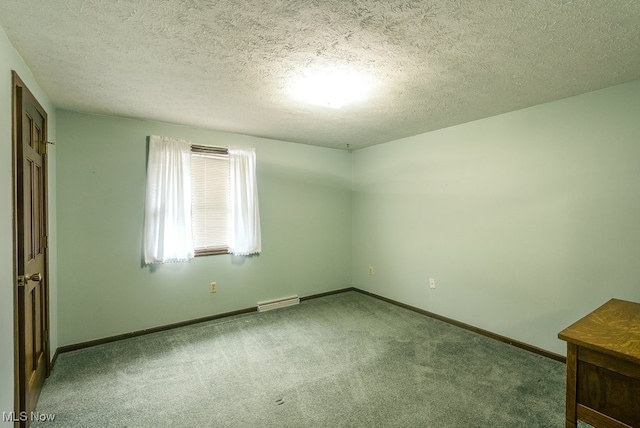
[11,69,22,428]
[41,92,51,380]
[12,70,52,427]
[53,287,356,359]
[50,349,60,373]
[565,343,578,426]
[354,288,566,363]
[577,404,631,428]
[51,286,560,372]
[300,287,355,301]
[56,306,257,354]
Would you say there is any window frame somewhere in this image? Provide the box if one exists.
[191,144,230,257]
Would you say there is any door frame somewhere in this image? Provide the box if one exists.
[12,71,51,425]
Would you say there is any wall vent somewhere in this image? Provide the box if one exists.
[257,296,300,312]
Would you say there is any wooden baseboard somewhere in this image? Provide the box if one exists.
[50,348,60,368]
[300,287,355,301]
[354,288,566,363]
[51,286,563,370]
[55,306,257,355]
[54,287,355,359]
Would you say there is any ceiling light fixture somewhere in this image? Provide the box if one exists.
[290,67,375,109]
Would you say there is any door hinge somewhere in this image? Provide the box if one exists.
[42,235,48,249]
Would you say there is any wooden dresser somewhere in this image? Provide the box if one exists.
[558,298,640,428]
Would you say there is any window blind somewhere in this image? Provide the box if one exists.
[191,151,229,253]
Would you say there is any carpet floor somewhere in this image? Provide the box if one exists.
[34,291,586,427]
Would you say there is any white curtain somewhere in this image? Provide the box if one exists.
[228,147,262,255]
[144,135,194,264]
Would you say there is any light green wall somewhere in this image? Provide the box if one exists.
[45,80,640,356]
[0,26,57,422]
[56,111,352,346]
[5,17,640,391]
[352,80,640,355]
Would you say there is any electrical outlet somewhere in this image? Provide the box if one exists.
[429,278,436,289]
[210,282,217,293]
[368,266,374,276]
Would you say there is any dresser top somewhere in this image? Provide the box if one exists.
[558,298,640,364]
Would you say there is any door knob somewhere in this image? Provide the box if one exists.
[23,273,42,282]
[17,273,42,287]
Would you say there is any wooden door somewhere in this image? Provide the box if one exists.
[13,71,50,427]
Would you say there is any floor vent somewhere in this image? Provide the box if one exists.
[257,296,300,312]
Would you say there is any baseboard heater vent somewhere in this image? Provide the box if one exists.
[257,296,300,312]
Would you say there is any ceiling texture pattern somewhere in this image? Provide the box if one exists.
[1,0,639,150]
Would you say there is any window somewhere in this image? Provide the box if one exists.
[144,135,261,264]
[191,146,229,255]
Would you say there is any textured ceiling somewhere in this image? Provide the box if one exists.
[1,1,639,150]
